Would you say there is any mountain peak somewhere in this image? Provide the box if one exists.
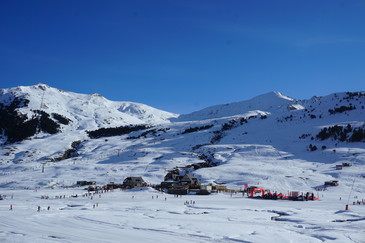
[246,91,295,108]
[33,83,50,90]
[176,91,297,121]
[247,91,294,104]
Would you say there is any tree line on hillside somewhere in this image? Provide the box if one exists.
[127,127,170,139]
[316,124,365,142]
[182,125,214,134]
[328,104,356,115]
[87,124,150,139]
[0,97,70,143]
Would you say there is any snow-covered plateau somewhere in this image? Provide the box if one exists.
[0,84,364,242]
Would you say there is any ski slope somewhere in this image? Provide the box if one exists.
[0,187,364,242]
[0,85,364,242]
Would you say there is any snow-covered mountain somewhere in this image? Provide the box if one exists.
[0,84,178,143]
[176,91,303,121]
[1,84,365,242]
[4,83,177,126]
[1,84,364,188]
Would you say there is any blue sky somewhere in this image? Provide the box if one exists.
[1,0,364,114]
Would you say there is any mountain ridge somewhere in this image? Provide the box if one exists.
[0,83,179,143]
[0,83,364,194]
[176,91,301,121]
[1,83,364,144]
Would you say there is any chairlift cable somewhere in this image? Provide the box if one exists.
[346,176,356,205]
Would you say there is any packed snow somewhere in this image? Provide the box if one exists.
[1,187,364,243]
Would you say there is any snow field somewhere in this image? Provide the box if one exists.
[0,187,364,243]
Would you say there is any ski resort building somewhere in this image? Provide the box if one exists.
[122,177,147,189]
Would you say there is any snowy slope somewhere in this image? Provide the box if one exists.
[1,87,364,188]
[176,91,302,121]
[0,83,178,132]
[0,86,365,242]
